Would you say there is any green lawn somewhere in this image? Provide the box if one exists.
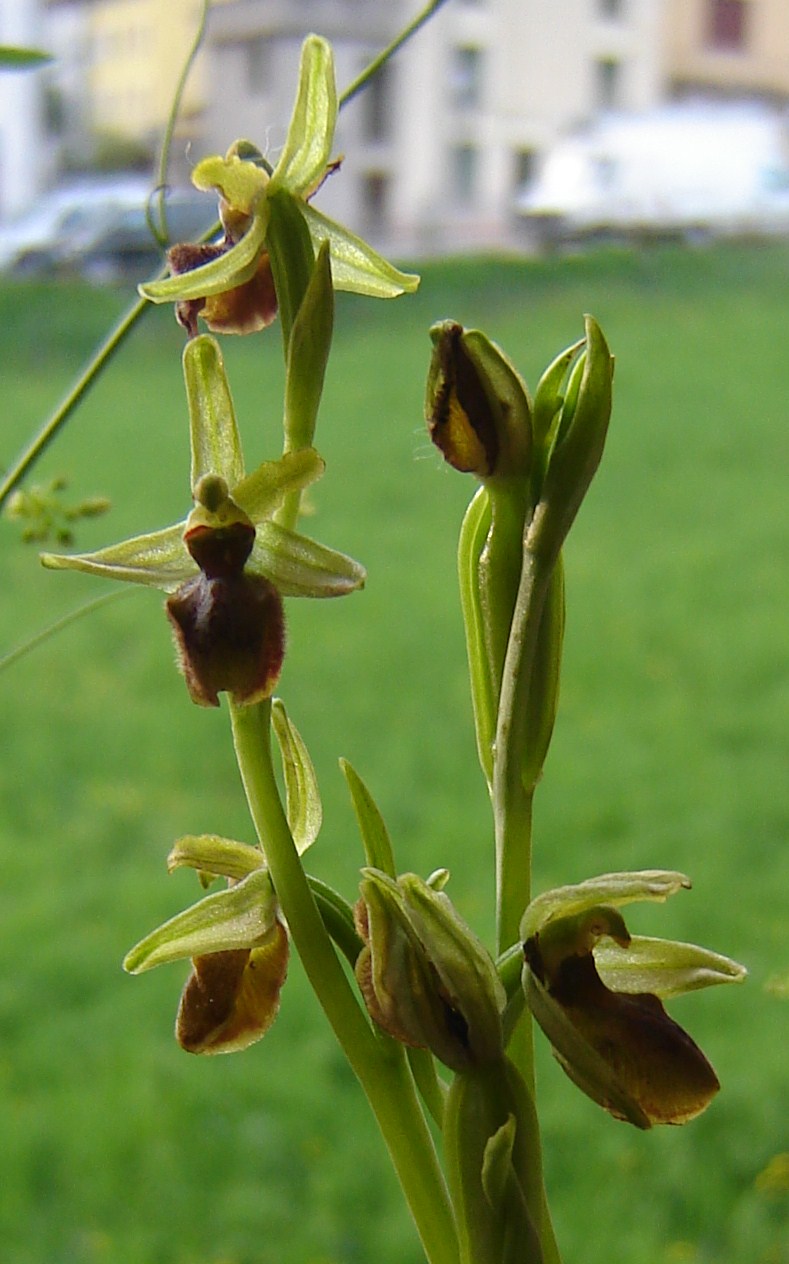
[1,244,788,1264]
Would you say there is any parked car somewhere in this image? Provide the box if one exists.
[76,193,218,283]
[517,102,789,247]
[0,178,216,281]
[0,176,151,275]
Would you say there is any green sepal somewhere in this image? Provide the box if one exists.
[521,869,691,941]
[271,698,322,854]
[124,868,277,974]
[41,522,194,591]
[268,35,337,198]
[300,201,419,297]
[398,873,506,1067]
[283,241,334,456]
[357,868,457,1063]
[460,329,532,482]
[595,934,747,998]
[340,758,397,877]
[250,521,365,597]
[184,335,244,492]
[527,315,613,566]
[167,835,265,880]
[139,203,269,304]
[530,337,584,502]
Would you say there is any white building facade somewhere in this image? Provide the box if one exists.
[203,0,665,253]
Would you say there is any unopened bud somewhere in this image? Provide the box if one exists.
[355,869,505,1071]
[426,322,531,482]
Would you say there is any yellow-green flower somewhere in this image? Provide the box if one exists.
[140,35,418,337]
[42,335,365,706]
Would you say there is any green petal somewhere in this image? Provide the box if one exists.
[595,935,747,999]
[167,835,265,881]
[41,523,194,592]
[300,203,419,298]
[184,336,244,491]
[191,152,269,215]
[139,203,269,303]
[124,869,277,973]
[233,448,325,521]
[521,870,691,941]
[271,699,322,854]
[250,521,365,597]
[269,35,337,197]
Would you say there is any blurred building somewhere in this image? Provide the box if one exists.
[0,0,51,217]
[203,0,665,252]
[44,0,214,178]
[665,0,789,101]
[7,0,789,249]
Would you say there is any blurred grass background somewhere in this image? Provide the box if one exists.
[1,244,788,1264]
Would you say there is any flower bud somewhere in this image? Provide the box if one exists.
[425,322,531,481]
[354,869,505,1072]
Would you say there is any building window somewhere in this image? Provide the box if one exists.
[513,147,536,191]
[362,172,389,232]
[364,63,391,143]
[452,144,478,205]
[706,0,749,51]
[595,57,621,109]
[246,37,269,94]
[599,0,624,16]
[450,46,483,110]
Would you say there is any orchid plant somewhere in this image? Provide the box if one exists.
[34,28,745,1264]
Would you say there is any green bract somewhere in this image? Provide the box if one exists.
[139,35,418,322]
[521,870,746,1128]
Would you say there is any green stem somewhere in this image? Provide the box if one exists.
[0,295,151,510]
[229,698,459,1264]
[491,544,563,1264]
[0,587,135,676]
[150,0,210,244]
[493,546,551,959]
[338,0,452,108]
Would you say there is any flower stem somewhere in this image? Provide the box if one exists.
[0,295,151,511]
[491,543,563,1264]
[338,0,452,108]
[229,697,459,1264]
